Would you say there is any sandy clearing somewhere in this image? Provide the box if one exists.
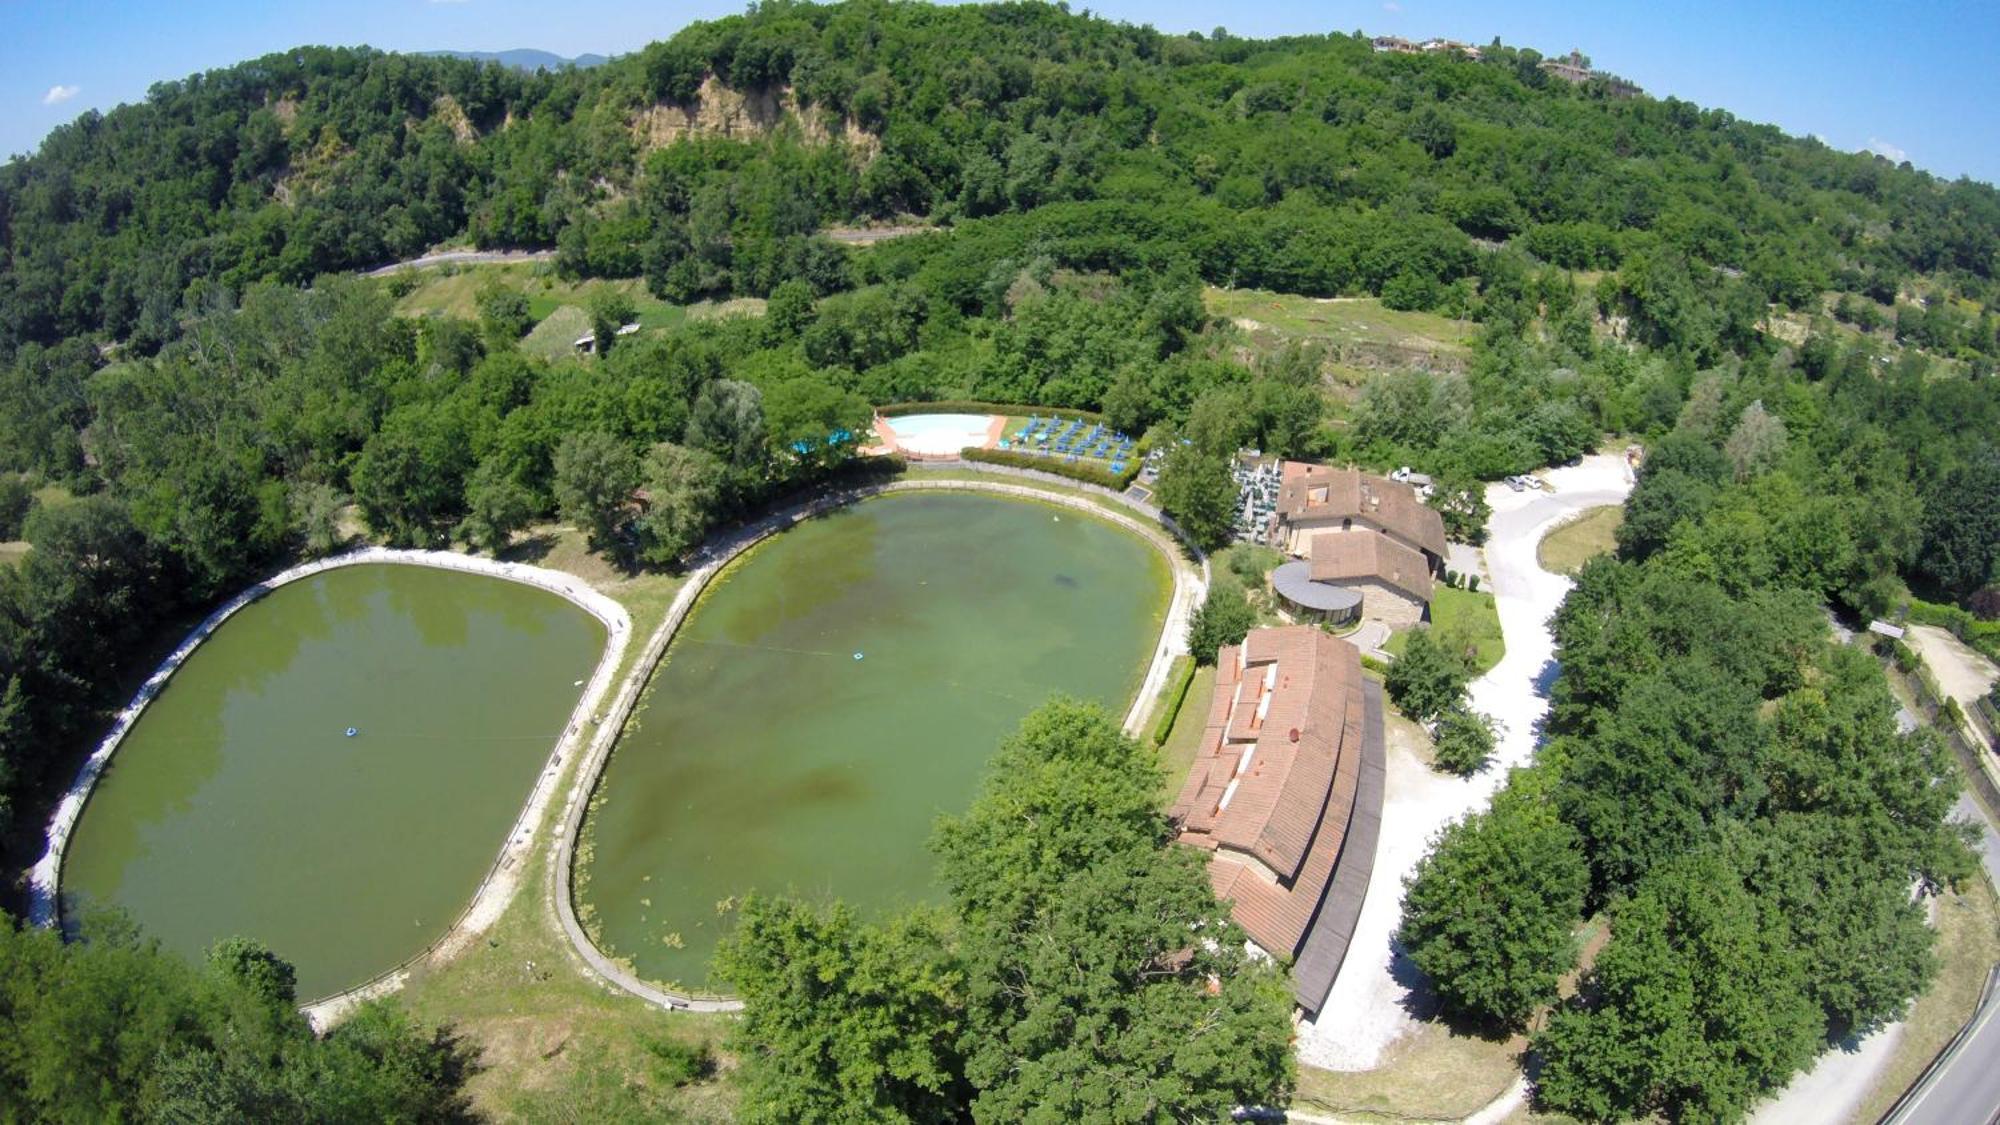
[1296,453,1633,1071]
[1905,625,1999,709]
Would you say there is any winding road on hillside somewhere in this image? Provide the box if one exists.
[1295,454,1634,1071]
[363,249,555,277]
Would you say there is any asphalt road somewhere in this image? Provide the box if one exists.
[1888,794,2000,1125]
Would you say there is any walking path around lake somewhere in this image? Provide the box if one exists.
[24,548,630,1029]
[1296,453,1634,1070]
[547,472,1207,1012]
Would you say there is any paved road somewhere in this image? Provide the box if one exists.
[363,249,555,277]
[1890,965,2000,1125]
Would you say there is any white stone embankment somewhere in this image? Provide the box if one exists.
[25,547,631,1030]
[549,472,1206,1013]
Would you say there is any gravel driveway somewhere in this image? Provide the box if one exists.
[1297,454,1633,1070]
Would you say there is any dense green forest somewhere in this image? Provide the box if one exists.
[2,0,1999,1118]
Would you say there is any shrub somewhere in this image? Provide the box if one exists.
[1432,704,1497,775]
[641,1035,716,1087]
[1151,656,1198,746]
[1385,627,1471,722]
[1188,586,1256,665]
[1891,640,1920,674]
[960,447,1139,490]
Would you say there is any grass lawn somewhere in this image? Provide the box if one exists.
[0,542,27,567]
[1155,664,1216,807]
[388,520,725,1119]
[1294,1023,1524,1121]
[1205,286,1475,363]
[1383,586,1505,675]
[1538,506,1623,576]
[519,307,594,361]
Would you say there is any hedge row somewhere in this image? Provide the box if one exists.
[1151,656,1199,747]
[876,399,1104,423]
[960,447,1142,490]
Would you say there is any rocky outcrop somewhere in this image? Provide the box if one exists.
[631,76,879,161]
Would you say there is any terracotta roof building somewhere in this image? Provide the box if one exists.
[1270,462,1446,628]
[1275,462,1447,560]
[1169,626,1386,1013]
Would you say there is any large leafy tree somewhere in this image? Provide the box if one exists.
[0,918,475,1122]
[715,900,966,1124]
[933,700,1296,1122]
[1154,443,1237,551]
[552,429,639,550]
[1399,780,1588,1029]
[1533,851,1822,1123]
[1383,627,1470,723]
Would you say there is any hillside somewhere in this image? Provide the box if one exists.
[1,3,1999,1121]
[2,0,1996,362]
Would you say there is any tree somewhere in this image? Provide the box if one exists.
[1723,400,1788,481]
[1431,703,1496,775]
[1399,783,1587,1028]
[1917,445,2000,598]
[0,475,32,540]
[933,700,1296,1122]
[762,278,817,344]
[686,379,767,469]
[291,482,345,558]
[1155,443,1237,551]
[1533,851,1821,1123]
[586,289,638,356]
[552,430,638,551]
[1384,627,1469,723]
[474,278,534,342]
[715,900,965,1124]
[0,917,476,1123]
[1188,584,1257,664]
[1427,472,1490,545]
[457,459,533,555]
[635,442,722,565]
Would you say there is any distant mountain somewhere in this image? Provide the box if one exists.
[424,49,608,72]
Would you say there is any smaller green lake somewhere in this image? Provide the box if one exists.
[579,492,1170,990]
[61,564,605,1000]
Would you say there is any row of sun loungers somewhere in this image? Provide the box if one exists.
[999,415,1136,470]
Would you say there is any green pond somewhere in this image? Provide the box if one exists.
[62,564,605,1000]
[579,491,1171,990]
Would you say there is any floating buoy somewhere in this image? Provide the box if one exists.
[853,652,864,661]
[573,679,584,686]
[345,727,358,738]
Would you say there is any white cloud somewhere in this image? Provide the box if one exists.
[41,84,79,106]
[1864,137,1908,163]
[1382,1,1402,11]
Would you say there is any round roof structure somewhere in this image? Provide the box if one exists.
[1271,560,1362,614]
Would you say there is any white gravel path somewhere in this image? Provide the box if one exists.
[1296,454,1633,1071]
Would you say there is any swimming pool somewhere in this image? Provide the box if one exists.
[884,413,997,455]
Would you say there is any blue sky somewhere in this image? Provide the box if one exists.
[3,1,1997,184]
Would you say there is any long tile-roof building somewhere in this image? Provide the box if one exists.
[1169,626,1386,1014]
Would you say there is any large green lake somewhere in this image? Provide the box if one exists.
[62,564,605,1000]
[578,491,1171,990]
